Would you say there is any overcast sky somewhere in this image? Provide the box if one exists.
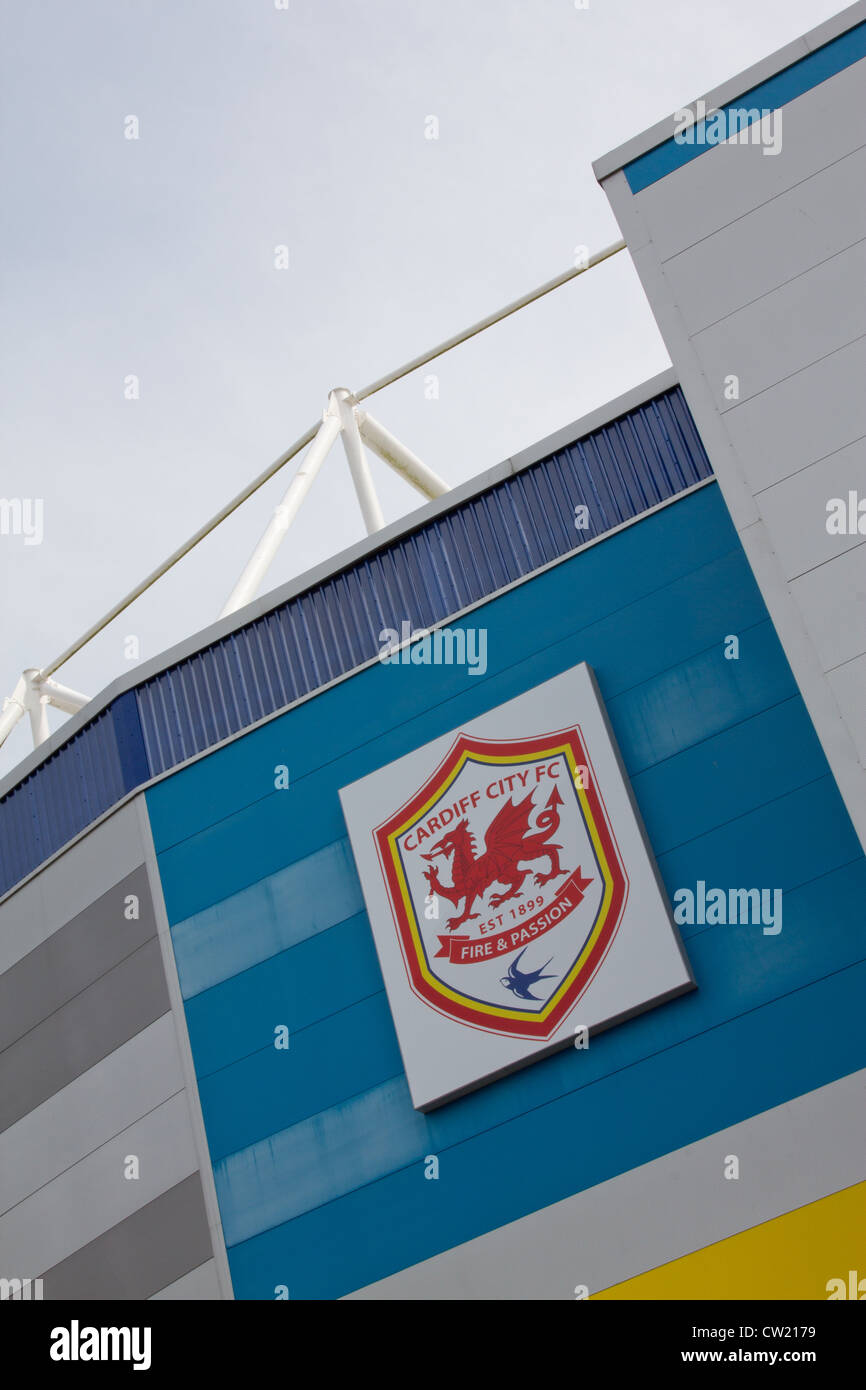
[0,0,845,776]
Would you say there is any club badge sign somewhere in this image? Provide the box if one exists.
[378,727,622,1040]
[340,664,694,1109]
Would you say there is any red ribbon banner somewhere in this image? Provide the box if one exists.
[434,867,593,964]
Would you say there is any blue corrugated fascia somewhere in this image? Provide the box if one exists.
[0,375,714,900]
[0,369,677,803]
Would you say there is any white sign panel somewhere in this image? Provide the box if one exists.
[339,664,694,1110]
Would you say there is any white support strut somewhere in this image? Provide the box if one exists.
[219,408,343,618]
[358,410,448,500]
[38,677,92,716]
[0,675,28,748]
[26,671,51,747]
[0,242,628,754]
[334,390,385,535]
[219,390,441,617]
[0,670,93,752]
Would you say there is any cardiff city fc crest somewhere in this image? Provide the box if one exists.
[374,728,628,1039]
[340,663,694,1109]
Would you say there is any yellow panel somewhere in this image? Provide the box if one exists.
[594,1181,866,1300]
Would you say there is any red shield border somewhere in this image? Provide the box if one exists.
[373,727,629,1039]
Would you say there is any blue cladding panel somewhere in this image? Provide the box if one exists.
[144,483,866,1298]
[171,839,364,1000]
[148,484,739,869]
[216,1077,428,1249]
[0,386,710,899]
[225,962,866,1299]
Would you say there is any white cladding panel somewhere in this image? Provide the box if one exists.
[600,55,866,854]
[630,61,866,261]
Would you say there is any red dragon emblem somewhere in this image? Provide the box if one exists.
[374,727,628,1039]
[421,784,569,931]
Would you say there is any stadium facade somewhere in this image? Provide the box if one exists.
[1,3,864,1300]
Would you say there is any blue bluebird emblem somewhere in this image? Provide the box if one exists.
[500,948,557,1001]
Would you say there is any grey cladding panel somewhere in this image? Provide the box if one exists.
[0,864,156,1052]
[40,1173,213,1300]
[0,937,170,1130]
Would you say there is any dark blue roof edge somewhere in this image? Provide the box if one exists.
[0,368,678,803]
[0,377,715,901]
